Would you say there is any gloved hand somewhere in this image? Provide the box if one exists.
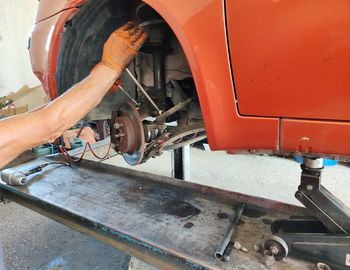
[100,22,147,74]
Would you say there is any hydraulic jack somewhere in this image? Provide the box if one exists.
[266,158,350,270]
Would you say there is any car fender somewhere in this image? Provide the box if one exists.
[142,0,279,151]
[35,0,86,23]
[30,0,279,152]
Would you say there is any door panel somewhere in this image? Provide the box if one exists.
[281,119,350,157]
[226,0,350,121]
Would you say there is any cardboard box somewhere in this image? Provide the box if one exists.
[0,105,29,117]
[13,85,49,111]
[0,85,49,113]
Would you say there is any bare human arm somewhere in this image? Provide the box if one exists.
[0,22,147,168]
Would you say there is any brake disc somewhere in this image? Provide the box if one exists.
[111,102,145,166]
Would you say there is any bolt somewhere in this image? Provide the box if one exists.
[253,244,262,252]
[114,123,124,129]
[306,185,313,191]
[233,242,248,253]
[233,242,241,250]
[241,247,248,253]
[115,133,125,138]
[270,246,279,255]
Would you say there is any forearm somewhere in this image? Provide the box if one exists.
[0,65,119,168]
[43,64,119,140]
[0,22,146,168]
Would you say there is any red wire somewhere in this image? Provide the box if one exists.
[60,141,112,164]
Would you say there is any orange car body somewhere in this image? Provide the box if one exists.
[29,0,350,158]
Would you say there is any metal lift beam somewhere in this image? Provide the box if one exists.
[0,157,313,270]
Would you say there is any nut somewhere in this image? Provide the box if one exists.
[233,242,248,253]
[270,246,279,255]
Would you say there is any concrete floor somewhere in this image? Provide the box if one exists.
[1,149,350,269]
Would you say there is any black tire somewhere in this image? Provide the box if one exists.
[56,0,131,94]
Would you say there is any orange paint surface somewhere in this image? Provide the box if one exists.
[30,9,80,100]
[227,0,350,121]
[35,0,85,23]
[281,119,350,158]
[143,0,279,151]
[30,0,350,158]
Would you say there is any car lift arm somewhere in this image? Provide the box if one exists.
[0,155,312,270]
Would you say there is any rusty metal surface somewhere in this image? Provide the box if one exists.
[0,159,314,269]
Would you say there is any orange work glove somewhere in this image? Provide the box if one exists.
[100,22,147,74]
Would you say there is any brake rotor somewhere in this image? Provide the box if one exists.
[111,102,145,166]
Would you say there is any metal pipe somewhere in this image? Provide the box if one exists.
[215,203,246,260]
[118,85,140,107]
[125,68,162,115]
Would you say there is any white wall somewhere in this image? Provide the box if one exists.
[0,1,40,97]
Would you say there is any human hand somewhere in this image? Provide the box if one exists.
[100,22,147,74]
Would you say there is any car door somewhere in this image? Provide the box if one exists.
[226,0,350,156]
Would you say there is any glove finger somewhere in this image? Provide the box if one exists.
[127,25,141,36]
[130,28,144,42]
[118,21,135,32]
[133,32,148,51]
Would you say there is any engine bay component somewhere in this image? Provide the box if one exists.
[111,102,145,166]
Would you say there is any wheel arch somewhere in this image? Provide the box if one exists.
[49,0,279,151]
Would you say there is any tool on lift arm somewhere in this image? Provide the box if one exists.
[1,161,70,186]
[264,158,350,270]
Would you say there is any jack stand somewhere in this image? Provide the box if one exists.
[266,158,350,269]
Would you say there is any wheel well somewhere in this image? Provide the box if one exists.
[56,0,198,121]
[57,0,131,94]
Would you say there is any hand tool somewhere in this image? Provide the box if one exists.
[1,161,70,186]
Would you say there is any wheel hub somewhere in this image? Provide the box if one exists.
[111,103,145,166]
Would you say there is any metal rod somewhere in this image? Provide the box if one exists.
[164,135,207,151]
[215,203,246,260]
[118,85,140,107]
[125,68,162,114]
[156,98,192,123]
